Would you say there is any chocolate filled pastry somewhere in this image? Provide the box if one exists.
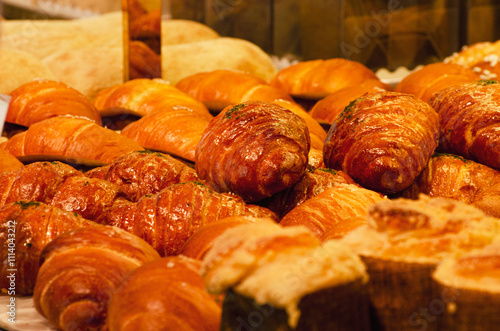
[323,91,440,195]
[428,80,500,171]
[195,100,310,203]
[201,221,370,331]
[339,195,500,331]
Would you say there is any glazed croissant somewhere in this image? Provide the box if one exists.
[7,79,102,127]
[323,91,440,194]
[98,181,277,256]
[401,153,500,218]
[33,225,160,331]
[0,161,129,221]
[93,78,212,120]
[0,201,95,296]
[269,58,388,99]
[196,100,310,203]
[107,256,221,331]
[121,107,211,162]
[175,69,327,149]
[428,80,500,171]
[86,150,199,202]
[280,183,385,239]
[2,116,145,165]
[395,62,479,102]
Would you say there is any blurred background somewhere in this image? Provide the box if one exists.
[2,0,499,71]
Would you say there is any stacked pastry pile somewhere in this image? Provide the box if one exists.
[2,12,500,329]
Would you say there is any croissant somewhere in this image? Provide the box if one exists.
[98,181,277,256]
[128,40,162,80]
[93,78,212,120]
[0,149,23,173]
[33,225,160,331]
[260,168,357,219]
[107,256,221,331]
[196,101,310,203]
[269,58,388,99]
[280,183,385,238]
[310,80,388,125]
[129,8,161,54]
[0,161,82,206]
[175,69,327,149]
[395,62,479,102]
[85,150,199,201]
[7,79,102,127]
[428,80,500,171]
[2,116,145,165]
[401,153,500,218]
[0,201,95,296]
[323,91,440,194]
[121,107,211,162]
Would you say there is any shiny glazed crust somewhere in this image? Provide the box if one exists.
[323,91,440,194]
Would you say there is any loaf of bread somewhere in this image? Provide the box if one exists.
[269,58,388,99]
[33,226,160,331]
[2,116,145,165]
[97,181,277,256]
[323,91,440,194]
[401,153,500,218]
[0,201,95,296]
[395,62,479,102]
[196,101,310,202]
[107,256,221,331]
[85,150,199,202]
[428,80,500,171]
[7,79,102,127]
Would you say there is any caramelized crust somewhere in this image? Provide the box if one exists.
[429,80,500,171]
[85,150,198,201]
[33,226,160,331]
[98,181,276,256]
[107,256,221,331]
[401,153,500,217]
[323,91,440,194]
[196,101,310,202]
[395,62,478,102]
[269,58,386,99]
[94,78,212,119]
[121,107,211,162]
[280,183,385,238]
[2,116,145,165]
[0,201,95,295]
[7,79,102,127]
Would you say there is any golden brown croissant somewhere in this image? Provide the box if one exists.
[395,62,479,102]
[323,91,440,194]
[121,107,211,162]
[107,255,221,331]
[196,101,310,203]
[0,149,23,173]
[310,80,388,125]
[401,153,500,218]
[93,78,212,120]
[0,161,83,206]
[0,201,95,296]
[428,80,500,171]
[260,168,357,219]
[269,58,388,99]
[98,181,277,256]
[128,40,162,80]
[175,69,327,149]
[85,150,199,201]
[7,79,102,127]
[2,116,145,165]
[280,183,385,238]
[33,225,160,331]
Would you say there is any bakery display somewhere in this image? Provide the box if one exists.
[201,221,370,330]
[323,91,440,195]
[429,80,500,171]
